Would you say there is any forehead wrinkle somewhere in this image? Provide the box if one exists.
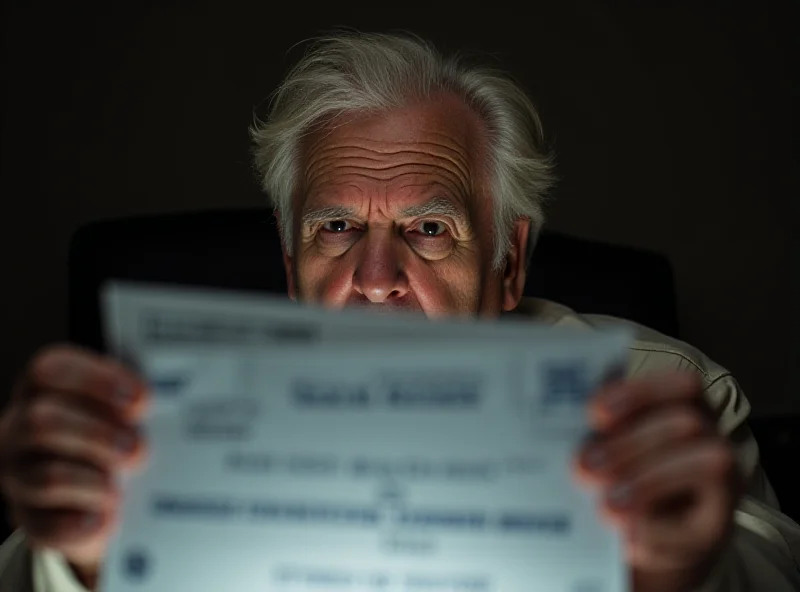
[325,141,470,176]
[328,140,470,166]
[306,138,472,181]
[305,154,470,189]
[304,140,472,195]
[394,180,467,207]
[399,196,465,219]
[305,162,470,198]
[308,159,463,179]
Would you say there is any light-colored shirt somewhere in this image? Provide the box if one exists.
[1,298,798,591]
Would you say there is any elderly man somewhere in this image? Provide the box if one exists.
[0,32,798,592]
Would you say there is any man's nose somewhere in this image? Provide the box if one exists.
[352,228,409,303]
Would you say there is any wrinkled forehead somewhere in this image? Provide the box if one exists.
[294,94,490,216]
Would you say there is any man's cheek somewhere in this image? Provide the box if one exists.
[298,257,355,307]
[408,263,480,316]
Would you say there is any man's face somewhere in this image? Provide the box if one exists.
[282,93,529,318]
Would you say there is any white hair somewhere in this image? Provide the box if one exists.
[251,31,555,269]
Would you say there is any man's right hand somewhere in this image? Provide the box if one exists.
[0,345,148,587]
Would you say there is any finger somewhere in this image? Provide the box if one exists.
[599,440,734,526]
[16,507,111,555]
[3,458,118,510]
[588,372,704,431]
[576,406,710,485]
[14,393,145,469]
[23,345,148,419]
[629,481,733,566]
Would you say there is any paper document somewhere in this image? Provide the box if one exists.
[99,282,631,592]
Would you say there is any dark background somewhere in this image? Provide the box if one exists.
[1,2,797,414]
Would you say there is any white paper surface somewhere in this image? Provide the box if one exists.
[99,282,631,592]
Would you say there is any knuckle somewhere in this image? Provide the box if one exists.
[86,427,121,463]
[84,367,120,397]
[24,397,60,431]
[28,345,77,383]
[669,409,705,438]
[38,463,69,490]
[88,422,115,448]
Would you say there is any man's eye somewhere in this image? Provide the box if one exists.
[413,221,447,237]
[322,220,353,233]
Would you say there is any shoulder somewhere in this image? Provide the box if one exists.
[0,531,33,592]
[513,298,751,428]
[515,297,731,385]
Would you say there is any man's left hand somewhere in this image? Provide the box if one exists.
[575,373,740,591]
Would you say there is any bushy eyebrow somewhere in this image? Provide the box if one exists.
[300,196,470,228]
[301,206,356,227]
[402,196,472,234]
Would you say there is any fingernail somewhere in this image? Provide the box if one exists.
[608,483,632,508]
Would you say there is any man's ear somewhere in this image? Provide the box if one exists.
[502,218,530,312]
[274,212,297,301]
